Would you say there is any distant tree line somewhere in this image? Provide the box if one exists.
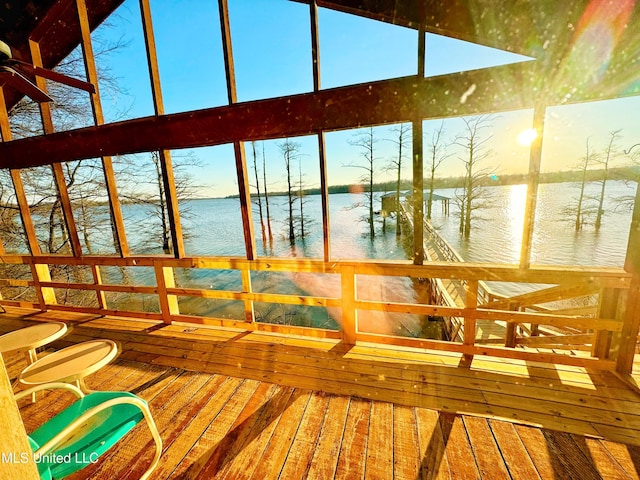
[230,165,639,201]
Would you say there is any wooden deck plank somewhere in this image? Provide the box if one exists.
[364,401,394,480]
[439,412,481,480]
[215,387,302,479]
[216,389,310,480]
[463,416,510,480]
[122,373,231,480]
[540,430,604,480]
[335,397,371,479]
[393,405,421,479]
[196,382,285,479]
[307,395,350,479]
[570,435,632,480]
[600,441,640,480]
[251,390,316,479]
[11,311,640,447]
[515,424,578,480]
[488,420,541,480]
[9,353,640,480]
[276,391,331,480]
[415,407,451,480]
[159,376,248,479]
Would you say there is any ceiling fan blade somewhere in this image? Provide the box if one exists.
[9,59,96,94]
[0,66,53,103]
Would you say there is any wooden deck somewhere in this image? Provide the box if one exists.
[4,307,640,479]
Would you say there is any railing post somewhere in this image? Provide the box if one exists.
[505,301,518,348]
[592,288,618,359]
[616,280,640,374]
[92,265,107,309]
[341,266,357,344]
[241,268,255,324]
[155,263,179,324]
[31,263,57,309]
[464,279,477,346]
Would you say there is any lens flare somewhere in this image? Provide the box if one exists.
[561,0,636,90]
[517,128,538,146]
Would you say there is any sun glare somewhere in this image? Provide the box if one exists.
[517,128,538,146]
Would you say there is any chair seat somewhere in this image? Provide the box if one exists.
[29,391,145,479]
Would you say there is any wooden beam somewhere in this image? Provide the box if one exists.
[412,119,424,265]
[219,0,256,261]
[519,104,546,269]
[139,0,185,258]
[0,356,40,479]
[0,88,41,255]
[617,280,640,374]
[310,1,331,261]
[624,176,640,276]
[0,62,540,169]
[29,39,83,257]
[139,0,165,117]
[76,0,129,257]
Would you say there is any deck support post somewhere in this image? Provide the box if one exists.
[616,182,640,373]
[309,1,331,262]
[520,104,546,269]
[412,119,424,265]
[0,356,40,478]
[411,28,425,266]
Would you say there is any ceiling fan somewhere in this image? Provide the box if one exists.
[0,39,95,104]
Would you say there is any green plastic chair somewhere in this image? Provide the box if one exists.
[16,382,162,480]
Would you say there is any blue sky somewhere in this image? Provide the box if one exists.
[92,0,640,198]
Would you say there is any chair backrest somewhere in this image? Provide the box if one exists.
[28,391,146,479]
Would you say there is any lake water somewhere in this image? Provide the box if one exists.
[117,180,636,334]
[428,181,635,268]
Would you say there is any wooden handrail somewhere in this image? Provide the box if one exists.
[0,252,632,370]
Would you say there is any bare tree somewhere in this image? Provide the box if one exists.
[279,139,301,243]
[2,35,128,255]
[425,121,452,220]
[346,127,378,238]
[297,157,307,238]
[385,123,410,235]
[453,115,495,238]
[595,129,622,230]
[119,151,202,254]
[251,141,267,246]
[262,142,274,243]
[572,138,598,231]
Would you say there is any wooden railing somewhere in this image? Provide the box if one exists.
[0,252,633,372]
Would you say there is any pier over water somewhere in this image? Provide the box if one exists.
[399,200,604,350]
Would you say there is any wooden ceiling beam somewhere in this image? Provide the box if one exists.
[0,61,539,169]
[1,55,638,170]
